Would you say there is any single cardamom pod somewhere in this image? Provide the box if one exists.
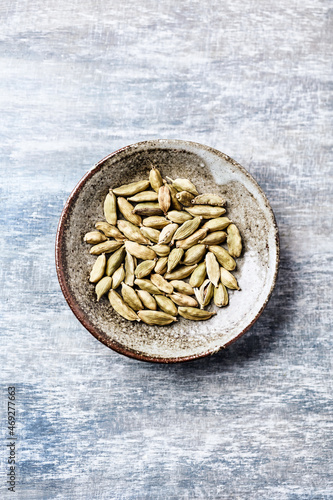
[200,280,214,308]
[154,256,168,275]
[185,205,226,219]
[158,223,178,244]
[134,279,164,295]
[202,217,232,232]
[137,310,177,325]
[220,268,240,290]
[127,191,158,202]
[140,226,160,244]
[121,283,144,311]
[167,248,184,272]
[112,180,150,197]
[149,166,163,192]
[117,197,142,226]
[117,220,150,245]
[150,244,171,257]
[142,216,171,229]
[214,282,228,307]
[166,177,198,196]
[137,290,157,310]
[205,252,220,287]
[227,223,242,258]
[175,191,195,206]
[169,280,195,295]
[124,240,157,260]
[95,221,125,240]
[166,183,182,211]
[90,240,123,255]
[95,276,112,301]
[208,245,236,271]
[154,295,178,317]
[175,228,208,250]
[166,210,193,224]
[189,261,206,288]
[84,231,107,244]
[89,253,106,283]
[108,290,139,321]
[182,244,206,266]
[124,251,136,286]
[191,194,226,206]
[111,264,125,289]
[158,184,171,214]
[198,231,227,245]
[105,246,126,277]
[134,260,156,279]
[178,307,216,321]
[132,202,163,216]
[168,293,198,308]
[173,217,202,240]
[104,189,117,225]
[164,264,197,280]
[150,274,174,294]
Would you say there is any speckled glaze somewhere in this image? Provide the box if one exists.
[55,140,279,363]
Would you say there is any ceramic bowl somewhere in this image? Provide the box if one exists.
[55,139,279,363]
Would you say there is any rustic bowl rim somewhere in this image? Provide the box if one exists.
[55,139,280,363]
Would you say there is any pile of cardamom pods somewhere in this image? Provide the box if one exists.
[84,166,242,325]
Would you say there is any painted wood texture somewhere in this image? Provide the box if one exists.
[1,0,332,498]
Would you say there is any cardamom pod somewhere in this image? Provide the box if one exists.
[164,264,197,280]
[205,252,220,287]
[121,283,144,311]
[200,279,214,308]
[134,260,156,279]
[154,257,168,275]
[95,221,125,240]
[227,223,242,258]
[214,282,228,307]
[142,216,171,229]
[149,166,163,192]
[175,190,195,206]
[108,290,139,321]
[173,217,202,240]
[198,231,227,245]
[150,244,171,257]
[158,223,178,244]
[185,205,226,219]
[154,295,178,316]
[117,220,150,245]
[169,280,195,295]
[137,290,157,310]
[167,248,184,272]
[175,228,208,250]
[220,268,240,290]
[182,244,206,266]
[134,279,164,295]
[104,189,117,225]
[132,202,163,216]
[191,194,226,206]
[113,180,150,197]
[140,226,160,244]
[127,191,158,202]
[189,261,206,288]
[158,184,171,214]
[117,197,142,226]
[84,231,107,244]
[178,307,216,321]
[111,264,125,289]
[150,274,174,294]
[166,183,182,211]
[208,245,236,271]
[95,276,112,301]
[137,310,177,325]
[124,251,136,286]
[166,210,193,224]
[202,217,232,232]
[89,253,106,283]
[168,293,198,308]
[90,240,123,255]
[105,246,126,277]
[124,240,156,260]
[166,177,198,196]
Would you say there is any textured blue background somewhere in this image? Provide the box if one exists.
[1,0,332,498]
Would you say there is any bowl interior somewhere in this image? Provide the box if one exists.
[56,140,279,362]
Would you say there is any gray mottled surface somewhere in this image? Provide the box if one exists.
[1,0,332,499]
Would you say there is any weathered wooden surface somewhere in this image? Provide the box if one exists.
[1,0,332,498]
